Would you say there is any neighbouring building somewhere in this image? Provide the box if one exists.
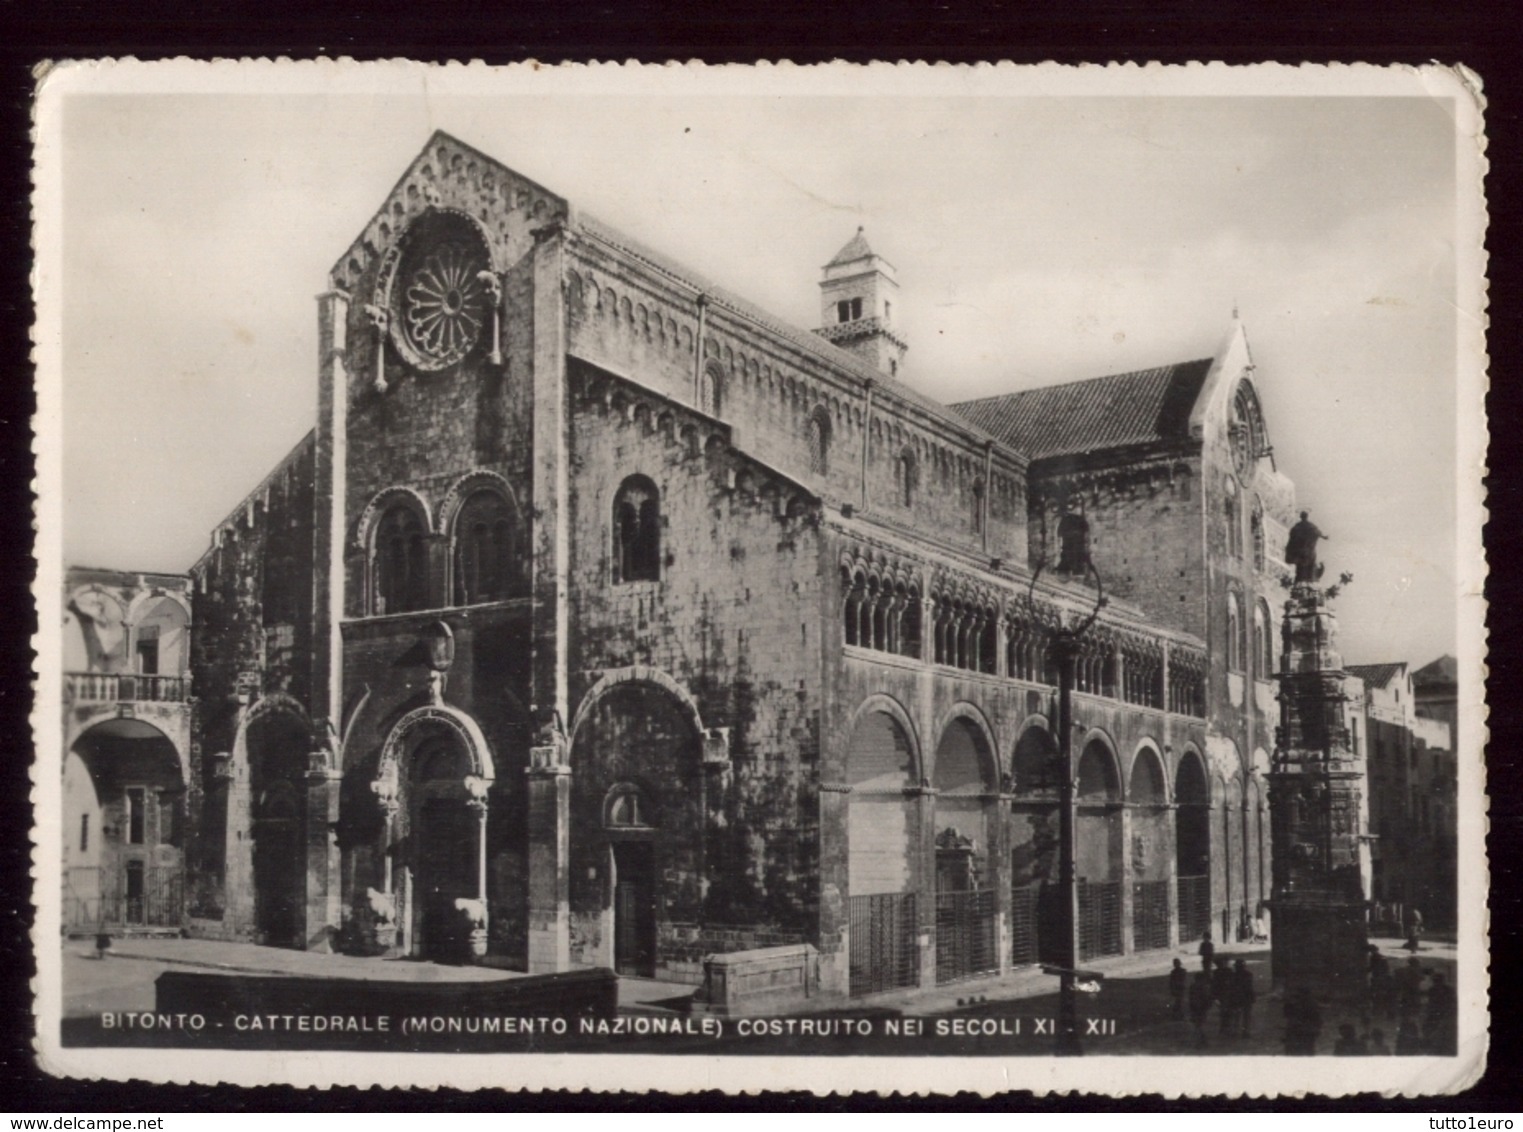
[1348,660,1458,933]
[63,131,1313,1003]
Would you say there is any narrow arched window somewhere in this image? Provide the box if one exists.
[373,503,428,615]
[1226,592,1244,672]
[699,364,724,417]
[807,408,832,476]
[1224,478,1243,559]
[613,475,661,583]
[1251,499,1266,571]
[972,478,985,535]
[896,449,918,508]
[454,489,517,605]
[1256,598,1274,676]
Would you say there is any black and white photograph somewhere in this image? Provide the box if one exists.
[30,60,1488,1095]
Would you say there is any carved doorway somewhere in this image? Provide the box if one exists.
[413,739,478,964]
[612,841,655,977]
[252,781,303,947]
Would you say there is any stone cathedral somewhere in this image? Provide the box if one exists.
[61,131,1323,1007]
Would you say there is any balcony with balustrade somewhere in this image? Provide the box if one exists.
[66,671,192,705]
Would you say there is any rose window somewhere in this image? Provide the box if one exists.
[399,240,487,368]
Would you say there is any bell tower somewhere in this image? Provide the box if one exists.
[814,227,908,378]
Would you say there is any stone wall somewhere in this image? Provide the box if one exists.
[563,358,826,980]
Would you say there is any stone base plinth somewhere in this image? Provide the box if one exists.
[1270,897,1369,1001]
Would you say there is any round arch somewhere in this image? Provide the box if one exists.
[353,485,434,551]
[930,703,999,790]
[378,704,496,785]
[1127,741,1169,805]
[570,666,707,750]
[1076,729,1123,803]
[436,468,522,536]
[125,588,192,626]
[1010,715,1056,795]
[844,693,922,782]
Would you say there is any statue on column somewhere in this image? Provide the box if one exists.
[1284,510,1327,584]
[1057,501,1090,575]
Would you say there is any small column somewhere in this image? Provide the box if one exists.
[817,781,853,997]
[526,737,572,974]
[463,775,491,963]
[1165,801,1182,949]
[1118,802,1135,955]
[304,752,343,953]
[995,782,1018,975]
[909,781,939,989]
[369,761,401,954]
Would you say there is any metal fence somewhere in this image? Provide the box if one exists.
[1010,882,1043,967]
[935,889,998,985]
[64,865,184,931]
[1077,879,1122,961]
[848,892,919,997]
[1177,874,1211,944]
[1132,878,1171,951]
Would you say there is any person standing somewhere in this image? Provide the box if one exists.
[1168,957,1188,1020]
[1188,968,1214,1049]
[1215,957,1240,1038]
[1234,957,1256,1037]
[1199,929,1215,971]
[1404,905,1425,951]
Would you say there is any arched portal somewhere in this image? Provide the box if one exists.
[932,715,998,984]
[247,710,311,948]
[1008,721,1059,967]
[1076,738,1123,959]
[566,678,703,980]
[64,718,185,932]
[1174,750,1212,943]
[411,737,482,963]
[845,706,920,996]
[1128,745,1172,951]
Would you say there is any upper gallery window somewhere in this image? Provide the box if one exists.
[1224,477,1244,559]
[700,363,725,417]
[453,489,518,605]
[807,407,832,476]
[613,475,661,584]
[373,502,429,615]
[836,297,864,324]
[894,449,918,508]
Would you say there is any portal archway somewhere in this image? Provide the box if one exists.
[64,717,185,932]
[845,706,920,996]
[931,714,998,984]
[247,710,311,948]
[1128,744,1172,951]
[1174,749,1212,943]
[1008,720,1059,967]
[1076,737,1123,959]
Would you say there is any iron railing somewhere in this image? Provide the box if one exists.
[63,865,184,930]
[1010,882,1043,967]
[66,672,191,703]
[848,892,919,997]
[1077,879,1122,961]
[1132,878,1171,951]
[934,889,998,985]
[1177,874,1211,944]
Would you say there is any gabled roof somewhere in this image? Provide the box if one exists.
[827,226,875,267]
[1412,654,1458,688]
[949,358,1213,462]
[1348,662,1407,690]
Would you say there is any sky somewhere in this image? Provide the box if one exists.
[48,68,1472,668]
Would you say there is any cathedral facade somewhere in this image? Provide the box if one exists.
[63,132,1302,1002]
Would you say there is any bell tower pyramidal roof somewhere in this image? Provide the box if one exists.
[814,227,908,378]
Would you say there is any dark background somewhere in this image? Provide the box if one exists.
[0,1,1516,1112]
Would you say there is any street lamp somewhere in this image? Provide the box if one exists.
[1027,542,1107,1056]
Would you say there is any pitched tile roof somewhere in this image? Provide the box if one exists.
[949,358,1214,462]
[1347,662,1406,689]
[1412,654,1457,687]
[827,227,875,267]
